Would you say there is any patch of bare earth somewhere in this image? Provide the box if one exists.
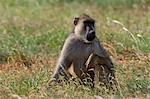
[0,45,149,76]
[0,56,57,74]
[117,49,150,69]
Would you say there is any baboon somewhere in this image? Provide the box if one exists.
[51,14,115,86]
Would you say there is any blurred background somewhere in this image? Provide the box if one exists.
[0,0,150,56]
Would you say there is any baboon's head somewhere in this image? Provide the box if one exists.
[73,14,96,42]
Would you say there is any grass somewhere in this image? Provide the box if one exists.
[0,0,150,99]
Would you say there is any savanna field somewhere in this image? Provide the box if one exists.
[0,0,150,99]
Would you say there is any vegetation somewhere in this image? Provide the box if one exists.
[0,0,149,98]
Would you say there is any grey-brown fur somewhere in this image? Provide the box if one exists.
[51,14,115,86]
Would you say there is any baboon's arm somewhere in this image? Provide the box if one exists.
[52,38,74,81]
[93,38,114,71]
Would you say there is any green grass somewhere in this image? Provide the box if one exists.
[0,0,150,99]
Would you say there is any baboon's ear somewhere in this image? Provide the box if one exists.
[74,17,79,25]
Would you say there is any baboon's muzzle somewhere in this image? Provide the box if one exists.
[86,30,95,41]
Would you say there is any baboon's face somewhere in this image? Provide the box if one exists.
[74,14,96,42]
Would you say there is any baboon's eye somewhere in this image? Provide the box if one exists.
[84,21,92,25]
[84,21,95,28]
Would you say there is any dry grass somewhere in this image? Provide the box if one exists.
[0,49,149,98]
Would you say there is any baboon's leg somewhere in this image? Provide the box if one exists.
[86,53,116,87]
[73,62,87,80]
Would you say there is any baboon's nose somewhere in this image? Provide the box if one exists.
[90,31,95,35]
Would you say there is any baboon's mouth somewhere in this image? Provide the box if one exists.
[86,32,95,41]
